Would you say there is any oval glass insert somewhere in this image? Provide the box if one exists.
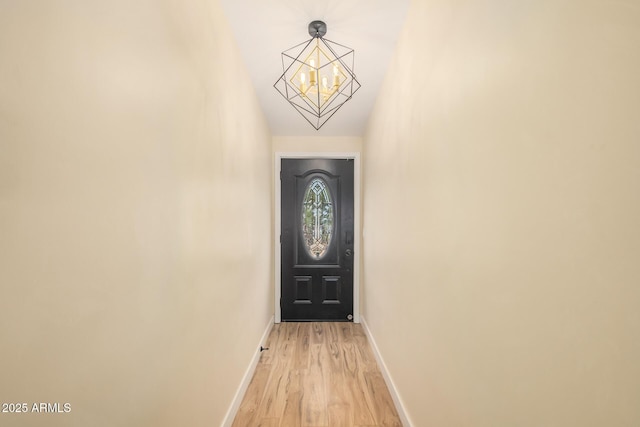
[301,178,334,258]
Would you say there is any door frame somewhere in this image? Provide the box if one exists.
[275,152,361,323]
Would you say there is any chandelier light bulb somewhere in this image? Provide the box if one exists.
[299,72,307,94]
[321,76,330,101]
[309,58,317,86]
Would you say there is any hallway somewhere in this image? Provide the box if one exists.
[2,1,639,426]
[232,323,401,427]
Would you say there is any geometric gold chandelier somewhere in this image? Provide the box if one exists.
[274,20,361,130]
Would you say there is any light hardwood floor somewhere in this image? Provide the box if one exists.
[232,322,402,427]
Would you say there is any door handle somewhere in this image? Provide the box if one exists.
[345,249,352,257]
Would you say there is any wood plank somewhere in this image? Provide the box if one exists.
[323,341,348,404]
[293,322,311,370]
[302,343,327,426]
[310,321,325,345]
[285,322,300,342]
[280,369,303,427]
[260,323,283,365]
[342,342,376,426]
[255,361,296,420]
[336,322,355,343]
[363,371,403,426]
[351,323,367,343]
[327,403,351,427]
[231,364,271,427]
[324,321,340,344]
[256,328,298,420]
[353,334,378,372]
[252,418,279,427]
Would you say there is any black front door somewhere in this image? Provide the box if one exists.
[281,158,354,321]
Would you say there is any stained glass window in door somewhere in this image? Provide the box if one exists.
[301,178,334,258]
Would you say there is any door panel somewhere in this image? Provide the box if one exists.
[281,158,354,321]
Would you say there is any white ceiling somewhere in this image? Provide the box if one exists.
[219,0,409,137]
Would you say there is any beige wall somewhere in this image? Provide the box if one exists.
[363,0,640,426]
[0,1,272,426]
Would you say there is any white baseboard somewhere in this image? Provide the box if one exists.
[361,316,413,427]
[221,316,274,427]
